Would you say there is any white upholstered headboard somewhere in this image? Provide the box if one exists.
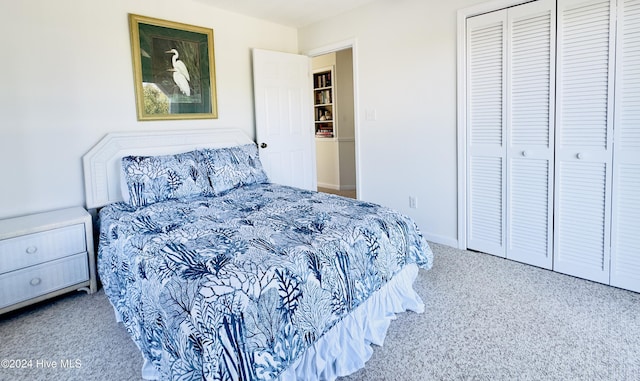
[82,128,255,209]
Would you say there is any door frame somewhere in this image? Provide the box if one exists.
[304,38,361,199]
[456,0,542,250]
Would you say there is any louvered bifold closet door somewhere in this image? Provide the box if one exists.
[554,0,616,283]
[611,0,640,292]
[467,11,507,257]
[467,2,555,264]
[506,0,556,269]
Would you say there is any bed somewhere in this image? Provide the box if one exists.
[83,128,433,381]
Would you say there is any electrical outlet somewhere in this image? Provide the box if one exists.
[409,196,418,209]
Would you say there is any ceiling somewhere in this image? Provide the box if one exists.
[195,0,378,28]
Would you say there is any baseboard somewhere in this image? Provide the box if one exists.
[423,232,458,248]
[317,182,340,190]
[317,182,356,191]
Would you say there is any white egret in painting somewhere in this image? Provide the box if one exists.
[165,49,191,96]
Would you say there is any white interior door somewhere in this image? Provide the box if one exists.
[553,0,616,283]
[466,0,555,269]
[505,0,555,269]
[252,49,316,191]
[610,0,640,293]
[466,10,508,257]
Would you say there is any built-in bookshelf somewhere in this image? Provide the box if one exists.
[313,67,336,138]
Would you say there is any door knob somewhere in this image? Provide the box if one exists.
[260,142,268,149]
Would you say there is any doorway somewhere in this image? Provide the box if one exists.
[311,48,357,199]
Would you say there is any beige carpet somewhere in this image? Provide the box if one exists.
[1,243,639,380]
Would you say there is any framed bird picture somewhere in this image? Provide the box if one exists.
[128,14,218,120]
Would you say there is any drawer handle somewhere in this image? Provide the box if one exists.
[25,246,38,254]
[29,277,42,286]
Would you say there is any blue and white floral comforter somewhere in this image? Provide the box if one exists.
[98,183,433,380]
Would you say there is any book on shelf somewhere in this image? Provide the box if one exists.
[315,124,334,138]
[314,90,332,105]
[314,71,332,89]
[315,131,334,138]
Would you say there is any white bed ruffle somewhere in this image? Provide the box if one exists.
[128,262,423,380]
[278,262,424,381]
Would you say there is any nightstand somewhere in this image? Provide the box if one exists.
[0,207,97,315]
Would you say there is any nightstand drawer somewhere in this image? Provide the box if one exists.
[0,224,86,274]
[0,253,89,309]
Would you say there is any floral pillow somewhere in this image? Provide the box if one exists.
[121,150,212,207]
[198,143,269,195]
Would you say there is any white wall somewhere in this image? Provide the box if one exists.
[0,0,483,247]
[299,0,483,246]
[0,0,297,219]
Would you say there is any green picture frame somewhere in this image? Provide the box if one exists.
[129,14,218,120]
